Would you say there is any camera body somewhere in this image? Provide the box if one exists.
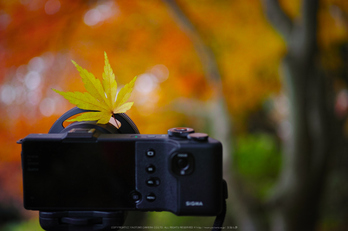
[20,113,224,216]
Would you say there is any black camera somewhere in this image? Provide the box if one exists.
[18,108,227,230]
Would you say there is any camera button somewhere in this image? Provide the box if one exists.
[146,178,160,186]
[146,149,155,157]
[146,193,156,202]
[129,191,142,204]
[146,165,156,173]
[188,133,209,141]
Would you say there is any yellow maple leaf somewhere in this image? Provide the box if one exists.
[53,52,137,127]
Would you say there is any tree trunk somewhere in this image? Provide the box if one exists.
[164,0,340,231]
[269,55,331,231]
[263,0,338,230]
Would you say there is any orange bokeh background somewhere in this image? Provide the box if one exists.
[1,0,347,228]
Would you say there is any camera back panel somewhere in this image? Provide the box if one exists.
[21,132,223,216]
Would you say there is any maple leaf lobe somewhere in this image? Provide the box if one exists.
[53,52,137,125]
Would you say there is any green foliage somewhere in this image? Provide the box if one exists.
[146,212,215,229]
[1,219,43,231]
[233,133,281,199]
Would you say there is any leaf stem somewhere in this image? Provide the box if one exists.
[112,114,121,129]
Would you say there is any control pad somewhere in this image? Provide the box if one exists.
[171,153,194,176]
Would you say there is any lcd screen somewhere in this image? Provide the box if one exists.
[22,141,136,210]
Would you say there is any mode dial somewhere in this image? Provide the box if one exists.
[168,127,195,138]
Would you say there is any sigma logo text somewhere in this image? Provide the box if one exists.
[185,201,203,206]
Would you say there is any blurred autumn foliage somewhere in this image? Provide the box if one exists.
[1,0,348,230]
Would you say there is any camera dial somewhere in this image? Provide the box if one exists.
[168,127,194,138]
[188,133,209,142]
